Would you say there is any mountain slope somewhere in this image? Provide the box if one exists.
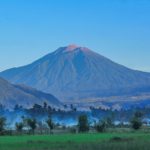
[0,77,62,109]
[1,45,150,102]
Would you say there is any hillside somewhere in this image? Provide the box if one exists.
[0,77,61,109]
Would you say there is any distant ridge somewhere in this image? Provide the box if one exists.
[0,45,150,103]
[0,77,62,109]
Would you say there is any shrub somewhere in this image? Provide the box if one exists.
[95,121,106,133]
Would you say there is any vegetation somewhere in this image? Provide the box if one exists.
[15,122,24,134]
[0,133,150,150]
[26,118,37,134]
[46,117,54,134]
[78,115,89,132]
[130,111,143,130]
[0,116,6,134]
[0,103,150,150]
[95,120,106,132]
[105,116,114,128]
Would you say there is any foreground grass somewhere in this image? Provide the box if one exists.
[0,133,150,150]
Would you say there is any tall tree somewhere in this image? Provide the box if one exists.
[46,117,54,134]
[15,122,24,134]
[131,111,143,130]
[78,115,89,133]
[43,102,48,109]
[0,116,6,135]
[26,118,37,134]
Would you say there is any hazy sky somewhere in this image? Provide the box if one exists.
[0,0,150,72]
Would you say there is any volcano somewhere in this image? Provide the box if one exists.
[1,45,150,102]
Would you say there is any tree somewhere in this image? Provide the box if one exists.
[26,118,37,134]
[64,104,67,109]
[14,104,20,111]
[48,106,52,112]
[43,102,47,109]
[106,117,113,128]
[78,115,89,132]
[131,117,142,130]
[0,117,6,134]
[95,120,106,133]
[134,111,143,118]
[15,122,24,134]
[0,104,5,113]
[46,117,54,134]
[70,104,74,111]
[131,111,143,130]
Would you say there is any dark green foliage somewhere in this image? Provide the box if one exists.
[131,117,142,130]
[78,115,89,132]
[106,117,113,128]
[0,116,6,134]
[134,111,143,118]
[26,118,37,134]
[46,117,54,133]
[15,122,24,133]
[95,121,106,132]
[131,111,143,130]
[69,127,77,134]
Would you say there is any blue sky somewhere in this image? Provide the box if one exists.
[0,0,150,72]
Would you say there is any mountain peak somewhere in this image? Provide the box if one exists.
[64,44,91,52]
[55,45,91,54]
[66,44,79,51]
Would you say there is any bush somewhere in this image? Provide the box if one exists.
[69,127,77,134]
[95,121,106,133]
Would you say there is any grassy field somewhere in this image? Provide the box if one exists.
[0,133,150,150]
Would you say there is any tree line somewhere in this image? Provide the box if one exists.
[0,111,144,136]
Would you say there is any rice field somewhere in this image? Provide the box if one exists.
[0,132,150,150]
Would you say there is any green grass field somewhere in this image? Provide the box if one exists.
[0,133,150,150]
